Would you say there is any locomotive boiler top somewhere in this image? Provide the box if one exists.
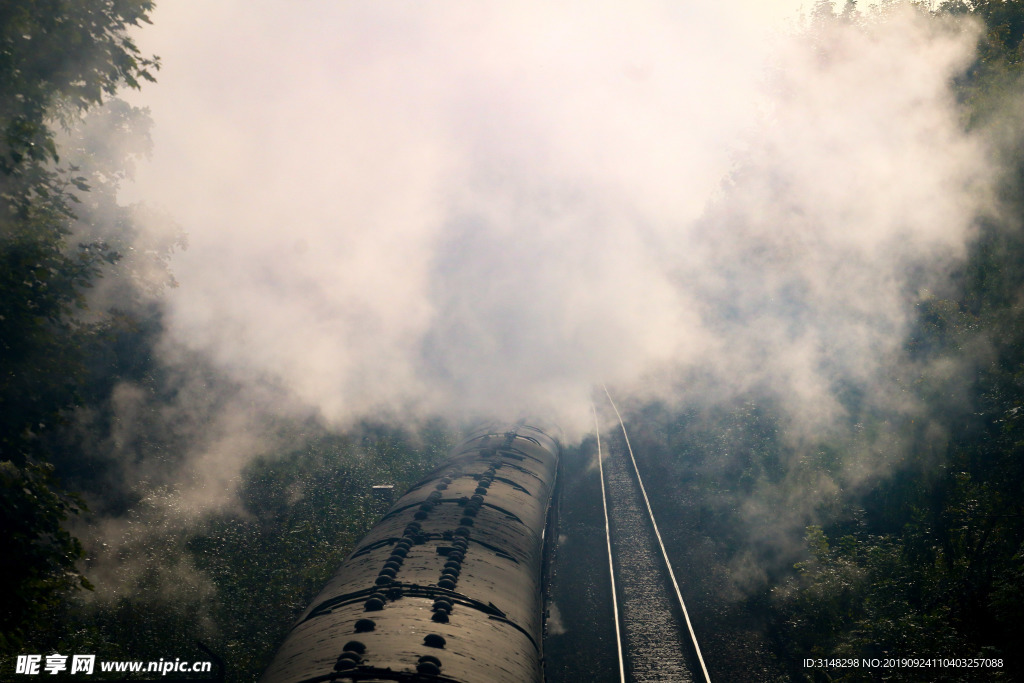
[260,422,560,683]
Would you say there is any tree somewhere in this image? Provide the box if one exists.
[0,0,158,650]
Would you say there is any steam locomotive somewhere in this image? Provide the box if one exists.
[260,422,560,682]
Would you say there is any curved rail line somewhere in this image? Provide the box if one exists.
[600,385,711,683]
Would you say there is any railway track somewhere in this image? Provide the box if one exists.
[595,387,711,683]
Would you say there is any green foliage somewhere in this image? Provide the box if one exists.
[615,4,1024,678]
[0,0,158,172]
[753,3,1024,676]
[30,422,458,683]
[0,0,160,652]
[0,458,89,651]
[770,517,1017,680]
[7,0,1024,678]
[191,423,455,681]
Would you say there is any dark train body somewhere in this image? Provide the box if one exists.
[260,423,560,683]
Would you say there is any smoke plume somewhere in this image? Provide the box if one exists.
[89,1,997,582]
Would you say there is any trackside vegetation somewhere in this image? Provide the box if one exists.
[4,1,1024,682]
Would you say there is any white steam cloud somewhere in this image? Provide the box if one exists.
[123,2,989,449]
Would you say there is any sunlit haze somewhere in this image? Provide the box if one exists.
[103,1,989,525]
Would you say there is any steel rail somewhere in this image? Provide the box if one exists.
[593,402,626,683]
[602,385,712,683]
